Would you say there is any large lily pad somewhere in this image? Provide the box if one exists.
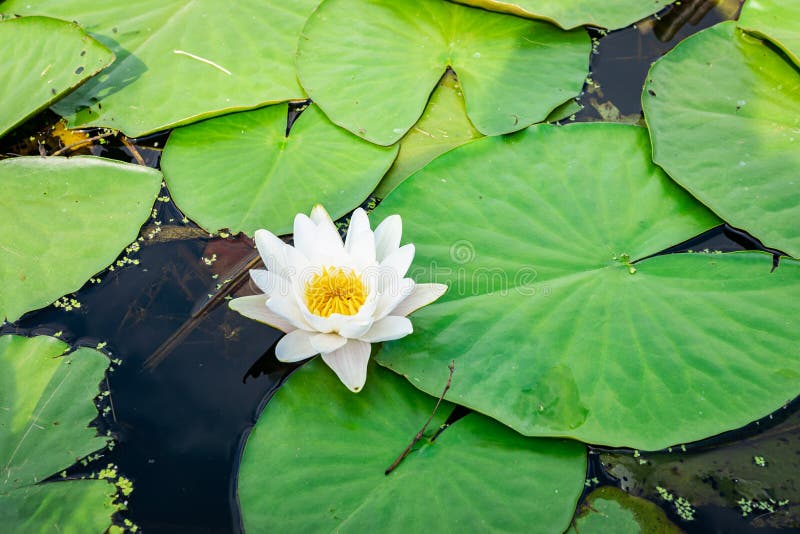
[738,0,800,66]
[0,1,318,137]
[374,70,483,199]
[0,156,162,323]
[161,104,398,236]
[297,0,590,145]
[373,122,800,450]
[642,21,800,258]
[0,16,114,138]
[452,0,674,30]
[0,335,118,532]
[239,359,586,532]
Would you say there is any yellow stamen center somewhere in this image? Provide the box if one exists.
[305,267,367,317]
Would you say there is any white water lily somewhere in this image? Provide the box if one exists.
[229,205,447,393]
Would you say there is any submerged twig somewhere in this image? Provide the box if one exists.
[50,131,117,156]
[120,136,146,166]
[142,249,261,370]
[385,360,455,476]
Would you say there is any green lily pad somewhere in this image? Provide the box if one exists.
[0,1,318,137]
[374,70,483,199]
[570,486,680,533]
[238,359,587,532]
[452,0,674,30]
[297,0,590,145]
[0,16,114,138]
[642,21,800,258]
[0,335,119,532]
[373,122,800,450]
[738,0,800,66]
[374,70,581,199]
[161,104,397,236]
[0,156,162,323]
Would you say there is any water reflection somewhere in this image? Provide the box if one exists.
[576,0,744,121]
[598,398,800,531]
[3,226,294,532]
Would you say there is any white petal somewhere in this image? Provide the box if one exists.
[293,213,346,266]
[275,330,319,362]
[249,269,289,297]
[267,294,312,330]
[254,229,290,276]
[344,208,376,269]
[344,208,369,250]
[284,242,309,277]
[292,214,318,261]
[359,316,413,343]
[337,317,374,339]
[374,277,415,320]
[297,296,377,336]
[390,283,448,317]
[310,204,344,248]
[228,295,296,333]
[310,204,333,226]
[380,243,415,279]
[373,214,401,262]
[321,339,371,393]
[310,332,347,353]
[297,304,338,334]
[290,264,316,302]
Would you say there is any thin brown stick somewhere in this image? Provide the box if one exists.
[120,136,146,166]
[385,360,455,475]
[50,131,117,156]
[191,249,261,317]
[142,249,261,370]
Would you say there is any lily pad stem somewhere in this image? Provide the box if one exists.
[385,360,455,475]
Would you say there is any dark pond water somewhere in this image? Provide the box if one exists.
[4,0,799,532]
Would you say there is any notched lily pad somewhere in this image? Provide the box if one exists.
[0,335,119,532]
[375,70,581,198]
[452,0,674,30]
[375,70,483,198]
[373,122,800,450]
[0,1,319,137]
[238,359,587,532]
[161,103,398,236]
[0,16,114,137]
[0,156,162,323]
[738,0,800,66]
[643,21,800,258]
[297,0,590,145]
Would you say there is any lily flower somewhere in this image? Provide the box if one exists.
[229,205,447,392]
